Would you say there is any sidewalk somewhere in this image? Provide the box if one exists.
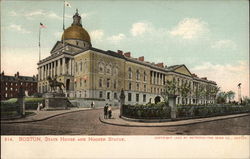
[1,107,93,124]
[100,109,250,127]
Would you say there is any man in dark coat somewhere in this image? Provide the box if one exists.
[104,104,108,119]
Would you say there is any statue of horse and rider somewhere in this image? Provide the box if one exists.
[47,76,65,92]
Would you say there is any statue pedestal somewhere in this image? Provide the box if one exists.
[44,92,68,110]
[168,95,177,119]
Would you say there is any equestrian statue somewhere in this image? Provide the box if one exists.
[47,76,65,92]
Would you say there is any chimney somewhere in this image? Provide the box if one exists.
[192,74,197,77]
[201,77,207,80]
[138,56,144,62]
[16,71,19,77]
[156,63,164,68]
[117,50,123,55]
[124,52,131,58]
[1,71,4,76]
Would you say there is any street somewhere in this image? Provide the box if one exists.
[1,109,250,135]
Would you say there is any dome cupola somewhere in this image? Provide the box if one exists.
[61,9,91,47]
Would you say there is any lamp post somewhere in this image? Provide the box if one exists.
[238,83,242,104]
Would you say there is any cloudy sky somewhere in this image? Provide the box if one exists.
[1,0,249,98]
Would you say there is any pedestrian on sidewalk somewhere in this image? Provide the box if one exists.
[108,104,112,119]
[104,103,108,119]
[91,101,95,109]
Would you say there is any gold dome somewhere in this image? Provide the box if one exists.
[61,25,91,42]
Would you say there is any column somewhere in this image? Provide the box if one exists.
[38,67,40,81]
[57,59,61,76]
[41,66,44,80]
[45,64,47,79]
[62,57,65,75]
[69,59,72,75]
[153,72,156,84]
[55,61,57,76]
[72,59,75,76]
[53,61,56,77]
[157,73,159,85]
[48,63,50,77]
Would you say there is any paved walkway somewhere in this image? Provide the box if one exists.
[1,107,95,124]
[100,109,250,127]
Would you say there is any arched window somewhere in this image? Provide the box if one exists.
[98,62,104,73]
[106,64,112,74]
[143,71,147,82]
[136,70,140,80]
[99,78,102,87]
[129,82,132,90]
[107,78,110,88]
[137,83,140,90]
[128,67,132,79]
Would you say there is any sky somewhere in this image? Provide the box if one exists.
[1,0,249,98]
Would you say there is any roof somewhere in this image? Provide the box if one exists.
[1,75,37,82]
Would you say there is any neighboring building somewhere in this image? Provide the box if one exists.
[37,10,217,106]
[0,71,37,100]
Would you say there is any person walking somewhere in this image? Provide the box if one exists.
[108,104,112,119]
[104,104,108,119]
[91,101,95,108]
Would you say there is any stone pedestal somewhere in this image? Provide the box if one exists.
[43,93,68,110]
[17,87,25,116]
[17,97,25,116]
[168,95,177,119]
[119,89,125,117]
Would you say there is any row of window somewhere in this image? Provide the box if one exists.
[128,68,147,81]
[99,91,118,100]
[99,78,117,89]
[176,97,215,105]
[2,82,35,86]
[127,93,147,102]
[98,62,118,75]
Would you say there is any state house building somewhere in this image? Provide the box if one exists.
[37,11,217,106]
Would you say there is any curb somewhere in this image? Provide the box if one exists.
[1,108,102,124]
[99,113,250,127]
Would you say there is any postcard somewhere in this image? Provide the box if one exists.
[1,0,249,158]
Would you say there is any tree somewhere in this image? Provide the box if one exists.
[209,86,220,104]
[165,79,177,96]
[226,90,235,103]
[195,85,206,104]
[242,96,250,105]
[180,81,191,105]
[161,79,177,103]
[216,91,227,104]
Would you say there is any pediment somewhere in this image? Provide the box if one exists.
[174,65,192,77]
[50,41,63,53]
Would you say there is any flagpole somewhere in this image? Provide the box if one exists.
[39,26,41,61]
[63,1,65,31]
[63,1,65,51]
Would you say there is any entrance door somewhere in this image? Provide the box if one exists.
[154,96,161,104]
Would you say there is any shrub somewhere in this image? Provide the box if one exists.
[122,103,171,119]
[1,98,45,110]
[177,105,250,118]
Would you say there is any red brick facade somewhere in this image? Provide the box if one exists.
[0,71,37,100]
